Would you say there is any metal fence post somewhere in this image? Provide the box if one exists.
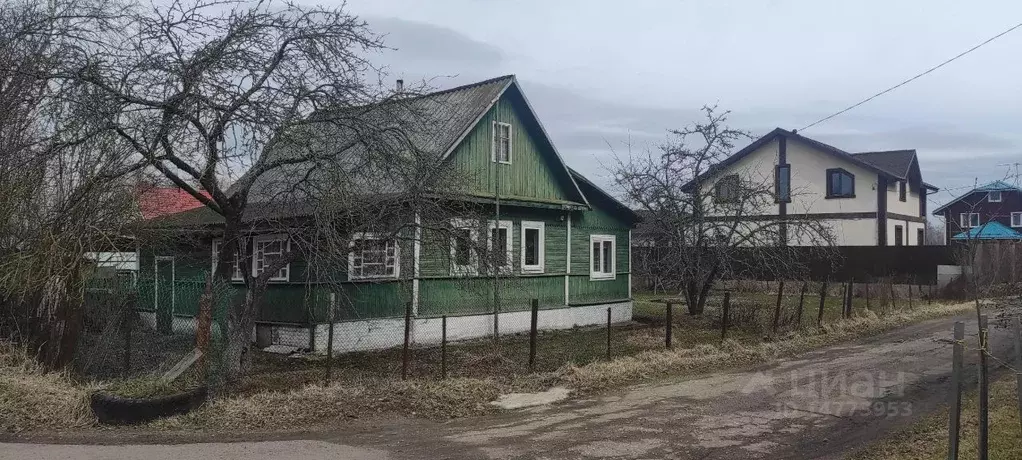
[721,291,731,342]
[978,314,989,460]
[529,299,538,372]
[402,301,412,380]
[441,315,448,380]
[817,282,827,327]
[666,301,673,349]
[907,280,914,310]
[772,281,785,334]
[605,307,612,360]
[948,321,964,460]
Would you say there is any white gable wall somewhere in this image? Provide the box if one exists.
[785,139,877,215]
[887,181,922,217]
[698,137,881,246]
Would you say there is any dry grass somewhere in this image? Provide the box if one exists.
[153,377,506,430]
[0,300,976,433]
[551,301,975,393]
[852,375,1022,460]
[0,342,94,433]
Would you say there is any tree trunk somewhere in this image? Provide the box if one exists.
[31,274,84,370]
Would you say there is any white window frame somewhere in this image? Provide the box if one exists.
[520,221,545,274]
[491,121,513,164]
[989,191,1002,203]
[348,233,400,281]
[450,219,479,275]
[960,213,980,228]
[590,234,616,280]
[212,239,245,282]
[1012,212,1022,228]
[487,220,514,274]
[253,234,290,282]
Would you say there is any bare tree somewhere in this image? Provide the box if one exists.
[35,0,482,377]
[0,0,141,369]
[615,107,833,315]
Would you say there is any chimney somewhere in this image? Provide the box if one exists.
[396,79,404,94]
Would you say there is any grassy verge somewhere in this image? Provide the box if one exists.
[161,300,974,431]
[0,344,95,433]
[852,375,1022,459]
[1,299,975,433]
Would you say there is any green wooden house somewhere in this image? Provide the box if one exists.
[137,75,640,352]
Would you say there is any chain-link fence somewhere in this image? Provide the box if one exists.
[77,271,230,390]
[70,270,952,393]
[235,277,952,391]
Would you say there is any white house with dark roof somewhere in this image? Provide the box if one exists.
[685,128,939,246]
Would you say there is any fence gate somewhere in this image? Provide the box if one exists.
[154,256,175,333]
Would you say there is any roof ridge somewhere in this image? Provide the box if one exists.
[398,74,515,102]
[852,149,916,155]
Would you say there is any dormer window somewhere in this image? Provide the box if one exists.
[988,190,1002,202]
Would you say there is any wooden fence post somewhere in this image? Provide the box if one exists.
[441,315,448,380]
[865,279,871,311]
[978,314,989,460]
[840,284,848,319]
[817,282,827,327]
[795,283,806,329]
[720,291,731,342]
[606,307,612,360]
[846,280,855,318]
[1013,316,1022,436]
[402,301,412,380]
[665,301,673,349]
[325,297,335,386]
[529,299,539,373]
[772,281,785,334]
[948,321,964,460]
[907,280,914,310]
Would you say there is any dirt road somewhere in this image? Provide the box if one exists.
[3,312,1018,460]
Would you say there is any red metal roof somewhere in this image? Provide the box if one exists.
[138,187,210,220]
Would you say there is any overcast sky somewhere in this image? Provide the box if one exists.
[337,0,1022,208]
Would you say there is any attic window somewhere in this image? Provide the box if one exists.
[714,174,740,203]
[989,191,1002,203]
[492,122,512,164]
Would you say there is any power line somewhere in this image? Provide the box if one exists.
[800,20,1022,132]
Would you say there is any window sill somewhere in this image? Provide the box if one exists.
[493,160,512,165]
[825,194,855,199]
[522,267,544,274]
[590,274,616,281]
[348,276,400,282]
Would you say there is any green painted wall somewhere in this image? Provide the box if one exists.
[136,91,637,325]
[448,95,577,204]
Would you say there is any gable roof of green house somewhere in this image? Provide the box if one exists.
[149,75,638,227]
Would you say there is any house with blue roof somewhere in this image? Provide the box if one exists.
[933,180,1022,243]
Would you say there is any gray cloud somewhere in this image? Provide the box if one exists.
[366,16,505,78]
[353,2,1022,208]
